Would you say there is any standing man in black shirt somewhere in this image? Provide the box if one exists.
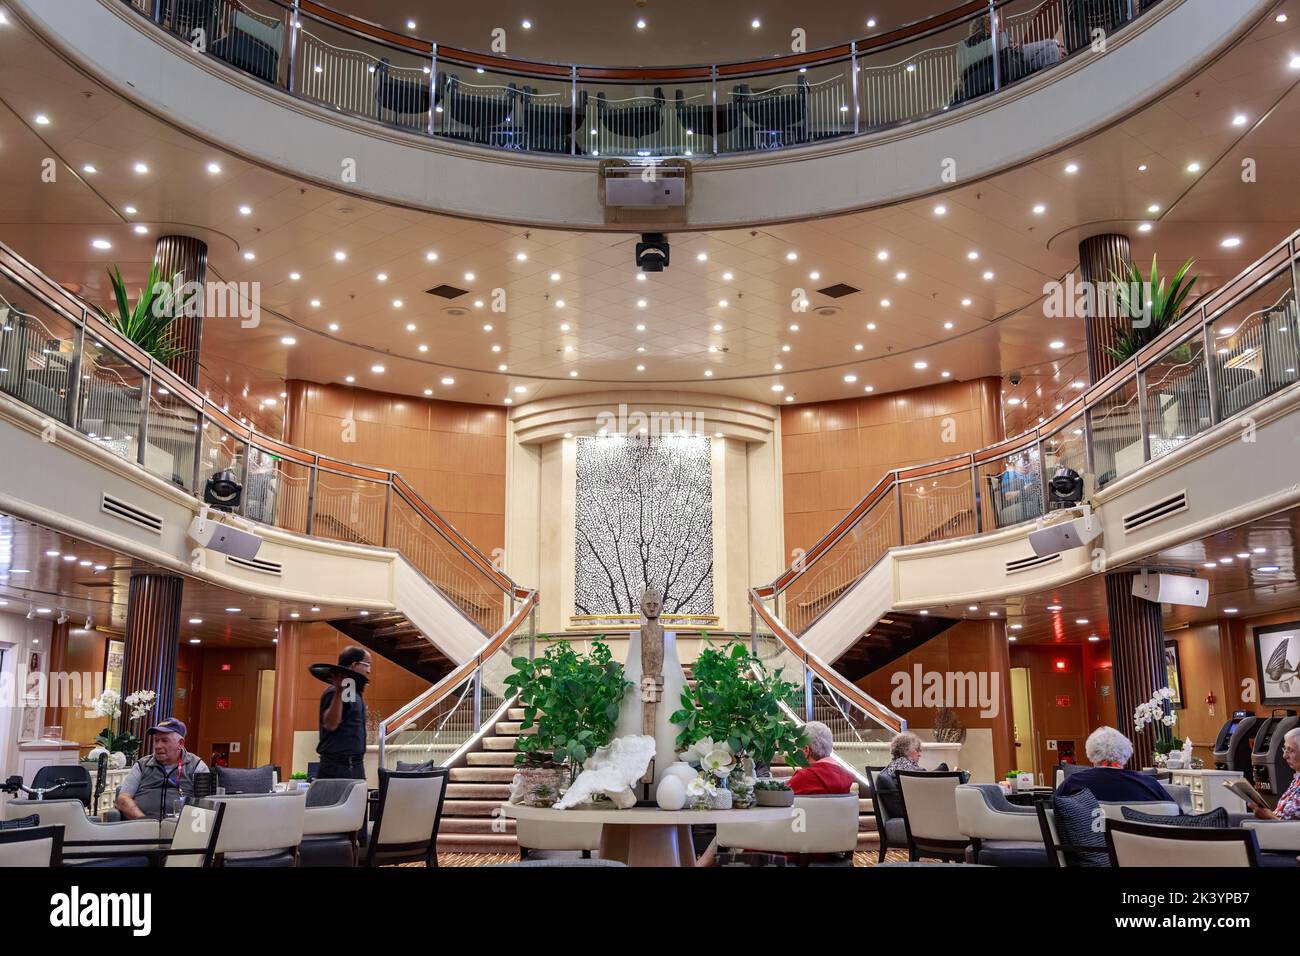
[317,646,372,780]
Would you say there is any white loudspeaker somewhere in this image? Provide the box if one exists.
[188,514,263,560]
[1131,572,1210,608]
[1028,513,1103,556]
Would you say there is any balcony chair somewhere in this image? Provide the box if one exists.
[732,75,808,148]
[596,87,667,140]
[300,778,368,866]
[897,770,970,862]
[1063,0,1130,54]
[1105,818,1260,867]
[955,784,1050,866]
[864,766,908,863]
[714,793,859,867]
[518,86,589,154]
[515,814,603,861]
[439,73,521,147]
[0,825,64,867]
[210,8,283,85]
[204,791,306,867]
[363,767,448,867]
[1219,298,1300,418]
[673,89,739,141]
[374,57,435,126]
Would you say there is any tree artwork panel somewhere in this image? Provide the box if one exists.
[574,435,714,615]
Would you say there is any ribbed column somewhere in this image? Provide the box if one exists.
[1079,233,1133,383]
[270,622,304,775]
[1104,572,1166,768]
[122,573,184,732]
[152,235,208,386]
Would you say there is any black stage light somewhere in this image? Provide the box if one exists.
[1047,467,1084,508]
[204,469,243,512]
[635,233,670,272]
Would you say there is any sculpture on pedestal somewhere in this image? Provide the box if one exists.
[639,587,665,787]
[613,585,687,792]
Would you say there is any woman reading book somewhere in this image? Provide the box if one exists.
[1252,727,1300,821]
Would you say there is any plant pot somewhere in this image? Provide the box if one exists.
[710,788,733,811]
[513,766,568,807]
[755,788,794,807]
[1164,758,1184,770]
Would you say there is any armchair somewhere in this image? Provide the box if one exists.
[300,779,368,866]
[1240,819,1300,867]
[1105,818,1260,867]
[955,784,1049,866]
[4,797,162,863]
[204,792,306,867]
[897,770,969,862]
[864,766,907,863]
[715,793,859,867]
[0,825,64,866]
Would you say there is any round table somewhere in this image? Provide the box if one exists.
[501,804,796,867]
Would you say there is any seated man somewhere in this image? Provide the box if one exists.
[1054,726,1172,803]
[115,718,209,819]
[785,721,854,794]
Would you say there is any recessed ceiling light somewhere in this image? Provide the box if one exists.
[880,299,891,308]
[82,164,97,174]
[966,251,979,261]
[943,321,955,330]
[1219,557,1234,564]
[371,364,385,374]
[1224,608,1239,614]
[376,272,388,282]
[961,298,972,307]
[406,323,417,332]
[207,162,222,174]
[854,343,864,351]
[91,239,112,250]
[781,344,791,352]
[788,324,799,332]
[1064,162,1079,174]
[1291,54,1300,69]
[569,370,578,378]
[786,252,798,261]
[328,322,339,332]
[722,272,733,281]
[1137,163,1149,172]
[785,395,794,403]
[863,385,875,393]
[1138,223,1153,233]
[1071,380,1086,389]
[498,364,508,371]
[913,360,928,370]
[124,205,137,215]
[1049,340,1065,349]
[1237,552,1251,559]
[934,204,947,216]
[426,251,439,261]
[1232,113,1248,127]
[696,252,708,262]
[1075,618,1089,625]
[809,271,820,281]
[522,19,532,29]
[34,113,50,125]
[334,250,347,261]
[225,607,241,613]
[516,252,528,262]
[280,336,296,346]
[243,251,256,261]
[983,271,994,280]
[1047,604,1063,611]
[941,371,951,378]
[876,250,889,262]
[895,271,907,281]
[1221,236,1242,248]
[1032,204,1046,215]
[751,18,761,28]
[843,374,857,384]
[1187,161,1202,173]
[1007,397,1021,406]
[189,639,202,645]
[1278,12,1289,22]
[1088,635,1101,642]
[133,161,150,174]
[773,363,783,371]
[239,205,252,215]
[636,364,646,372]
[1260,565,1282,572]
[703,370,713,377]
[1010,624,1023,630]
[406,19,416,28]
[345,375,355,383]
[441,376,454,386]
[513,385,527,394]
[636,18,646,28]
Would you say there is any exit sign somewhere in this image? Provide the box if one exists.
[1056,695,1071,708]
[216,697,232,711]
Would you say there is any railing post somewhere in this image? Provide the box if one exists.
[710,65,719,156]
[66,320,85,430]
[1203,313,1221,426]
[970,457,983,533]
[804,666,815,723]
[1036,439,1050,515]
[989,0,1001,91]
[304,458,318,535]
[528,605,537,660]
[1136,366,1151,463]
[137,366,151,466]
[428,43,438,135]
[850,41,860,135]
[1083,402,1097,480]
[472,668,482,732]
[893,477,904,545]
[192,411,205,495]
[570,65,578,156]
[382,481,392,546]
[286,0,300,94]
[749,603,758,657]
[152,0,163,24]
[1127,0,1136,21]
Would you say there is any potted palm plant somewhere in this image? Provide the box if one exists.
[1105,256,1199,365]
[94,264,189,365]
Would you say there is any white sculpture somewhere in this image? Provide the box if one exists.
[614,588,688,787]
[554,735,657,810]
[1181,736,1194,766]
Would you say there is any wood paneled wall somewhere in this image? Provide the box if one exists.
[284,381,507,557]
[1010,644,1093,777]
[780,377,1003,555]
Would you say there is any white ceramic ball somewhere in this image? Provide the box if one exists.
[656,774,687,811]
[663,762,697,785]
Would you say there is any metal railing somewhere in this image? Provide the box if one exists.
[756,228,1300,641]
[0,239,520,639]
[110,0,1167,160]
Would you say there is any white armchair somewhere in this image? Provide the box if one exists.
[898,771,969,862]
[301,779,368,867]
[715,794,859,866]
[955,784,1047,866]
[1240,819,1300,855]
[205,792,306,867]
[4,798,162,858]
[1105,819,1260,867]
[515,816,603,860]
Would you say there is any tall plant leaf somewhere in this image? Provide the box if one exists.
[95,264,189,365]
[1104,255,1199,365]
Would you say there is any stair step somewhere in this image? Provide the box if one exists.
[467,752,518,766]
[450,766,519,782]
[493,722,534,736]
[436,833,517,850]
[440,817,515,835]
[446,783,512,799]
[440,800,507,817]
[482,736,518,751]
[507,708,527,720]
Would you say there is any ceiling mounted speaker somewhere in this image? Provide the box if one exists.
[1132,571,1209,608]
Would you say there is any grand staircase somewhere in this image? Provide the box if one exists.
[331,614,454,685]
[435,673,883,857]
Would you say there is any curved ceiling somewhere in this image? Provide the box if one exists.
[0,4,1297,434]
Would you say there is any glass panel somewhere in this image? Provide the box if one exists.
[158,0,290,88]
[197,422,247,505]
[311,469,387,547]
[387,493,507,636]
[381,674,477,770]
[1052,0,1132,56]
[721,57,855,154]
[78,335,146,463]
[979,446,1044,530]
[996,0,1070,89]
[1210,269,1300,421]
[857,12,979,130]
[1041,415,1087,493]
[580,79,676,158]
[779,492,900,635]
[295,12,432,131]
[899,466,977,545]
[144,382,200,490]
[1143,331,1211,461]
[439,62,576,154]
[0,275,78,425]
[241,443,309,530]
[1088,376,1141,488]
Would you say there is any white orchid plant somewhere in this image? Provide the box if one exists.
[1133,687,1180,757]
[678,738,758,809]
[91,687,157,760]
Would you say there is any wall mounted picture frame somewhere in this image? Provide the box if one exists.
[1164,639,1185,709]
[1253,622,1300,707]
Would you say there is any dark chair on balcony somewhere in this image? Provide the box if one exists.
[596,87,667,141]
[374,58,435,126]
[673,88,739,143]
[518,86,589,154]
[209,9,283,85]
[440,73,521,147]
[732,75,808,148]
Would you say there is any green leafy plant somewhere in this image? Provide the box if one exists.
[504,640,632,773]
[671,642,808,769]
[290,771,308,781]
[755,779,792,792]
[1105,256,1199,364]
[95,263,189,365]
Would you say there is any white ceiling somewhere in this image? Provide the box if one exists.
[0,6,1296,434]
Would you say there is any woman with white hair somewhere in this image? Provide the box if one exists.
[1252,727,1300,820]
[881,731,925,783]
[785,720,854,795]
[1054,726,1173,803]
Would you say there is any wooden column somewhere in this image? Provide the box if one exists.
[1217,617,1255,715]
[270,622,304,775]
[153,235,208,386]
[1079,233,1133,383]
[43,619,71,730]
[1104,571,1166,768]
[984,619,1016,780]
[122,573,184,729]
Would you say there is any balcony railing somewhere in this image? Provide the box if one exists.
[755,228,1300,639]
[0,239,521,639]
[112,0,1165,160]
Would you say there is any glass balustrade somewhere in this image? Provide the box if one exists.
[112,0,1166,160]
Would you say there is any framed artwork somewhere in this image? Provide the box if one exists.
[1163,639,1184,709]
[105,640,125,696]
[1253,622,1300,707]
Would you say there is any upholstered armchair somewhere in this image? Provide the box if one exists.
[955,784,1049,866]
[714,793,859,866]
[300,779,368,866]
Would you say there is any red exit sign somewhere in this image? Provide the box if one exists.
[1056,695,1071,708]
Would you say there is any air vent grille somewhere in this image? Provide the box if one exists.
[426,284,468,299]
[100,493,163,534]
[817,283,860,299]
[226,554,283,577]
[1123,491,1188,534]
[1006,552,1062,575]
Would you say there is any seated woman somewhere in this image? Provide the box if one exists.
[1252,728,1300,821]
[880,731,924,783]
[785,721,854,794]
[1054,726,1173,803]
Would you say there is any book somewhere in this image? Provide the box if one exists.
[1223,777,1269,810]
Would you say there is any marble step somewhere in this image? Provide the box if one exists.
[450,766,518,782]
[440,817,515,835]
[507,708,527,720]
[482,736,518,751]
[440,799,507,817]
[436,833,518,851]
[446,783,512,800]
[467,751,518,766]
[493,722,534,736]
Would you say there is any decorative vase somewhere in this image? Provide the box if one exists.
[710,788,733,811]
[663,762,697,786]
[513,767,568,807]
[1165,757,1184,770]
[655,774,687,811]
[756,788,795,807]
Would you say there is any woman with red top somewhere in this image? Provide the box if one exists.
[786,721,855,794]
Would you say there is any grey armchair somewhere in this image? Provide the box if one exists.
[955,784,1050,866]
[864,766,908,863]
[300,779,368,867]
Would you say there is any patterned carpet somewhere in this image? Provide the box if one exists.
[427,848,913,867]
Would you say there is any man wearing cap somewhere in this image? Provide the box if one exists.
[317,646,373,780]
[115,718,209,819]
